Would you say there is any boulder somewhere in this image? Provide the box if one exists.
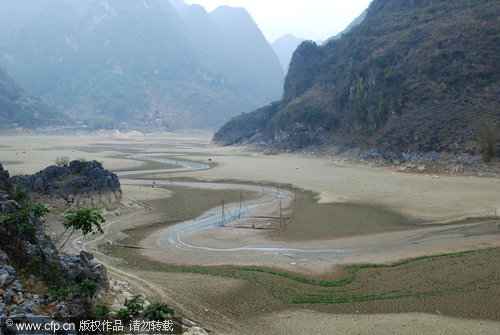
[0,249,9,264]
[60,251,107,285]
[0,164,9,181]
[0,200,21,215]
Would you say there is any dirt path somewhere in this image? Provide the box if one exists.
[64,194,213,331]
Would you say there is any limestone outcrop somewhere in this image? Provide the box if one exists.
[13,160,122,210]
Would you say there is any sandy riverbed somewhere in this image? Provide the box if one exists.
[2,132,499,223]
[1,131,499,334]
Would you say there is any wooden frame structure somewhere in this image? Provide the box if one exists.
[220,189,296,230]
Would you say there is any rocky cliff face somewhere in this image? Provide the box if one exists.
[214,0,500,162]
[13,160,122,211]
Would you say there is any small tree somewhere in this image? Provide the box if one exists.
[117,294,145,324]
[56,206,104,252]
[80,278,99,298]
[125,294,145,318]
[144,302,175,320]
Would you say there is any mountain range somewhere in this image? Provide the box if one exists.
[271,10,367,74]
[0,0,284,129]
[271,34,306,73]
[214,0,500,159]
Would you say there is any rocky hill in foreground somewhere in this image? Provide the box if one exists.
[1,162,199,333]
[13,160,122,211]
[214,0,500,163]
[0,163,107,333]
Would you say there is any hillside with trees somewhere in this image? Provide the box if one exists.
[0,0,283,129]
[0,66,64,129]
[214,0,500,162]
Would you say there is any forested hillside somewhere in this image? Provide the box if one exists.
[0,66,63,128]
[214,0,499,160]
[0,0,283,129]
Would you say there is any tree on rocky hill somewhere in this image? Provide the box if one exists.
[56,206,104,252]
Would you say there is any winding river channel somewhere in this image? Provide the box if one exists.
[115,154,500,274]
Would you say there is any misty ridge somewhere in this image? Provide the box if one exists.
[0,0,284,130]
[0,0,498,165]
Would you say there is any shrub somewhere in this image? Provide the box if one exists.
[92,302,110,319]
[55,156,70,167]
[116,308,131,323]
[144,302,175,320]
[125,294,145,318]
[0,202,50,235]
[13,186,29,205]
[425,3,436,13]
[116,294,145,324]
[114,295,175,324]
[80,278,99,298]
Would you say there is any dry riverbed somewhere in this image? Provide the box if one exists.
[1,131,499,334]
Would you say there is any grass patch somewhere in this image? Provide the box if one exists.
[109,232,499,308]
[106,182,499,312]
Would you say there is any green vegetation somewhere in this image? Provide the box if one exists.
[215,0,500,156]
[12,186,30,205]
[0,178,101,315]
[116,294,174,324]
[47,279,99,302]
[92,301,110,319]
[0,202,50,235]
[144,302,176,321]
[113,244,498,308]
[0,1,283,129]
[80,278,99,298]
[0,66,64,128]
[22,251,100,304]
[20,237,100,305]
[425,3,437,13]
[117,294,145,322]
[56,206,105,251]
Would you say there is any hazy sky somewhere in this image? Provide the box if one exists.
[184,0,373,43]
